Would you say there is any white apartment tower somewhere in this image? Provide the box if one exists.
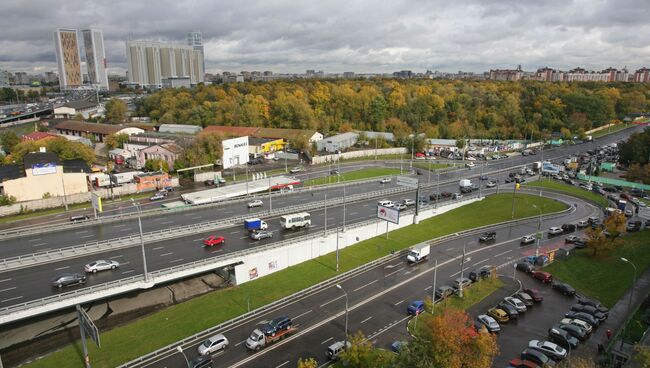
[81,29,109,90]
[53,28,83,89]
[187,31,205,76]
[126,40,204,88]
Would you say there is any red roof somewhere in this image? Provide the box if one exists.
[21,132,58,142]
[203,126,260,137]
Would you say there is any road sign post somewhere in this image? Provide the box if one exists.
[77,305,100,368]
[396,176,420,224]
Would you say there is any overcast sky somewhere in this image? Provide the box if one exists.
[1,0,649,75]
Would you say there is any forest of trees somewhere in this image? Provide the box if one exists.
[135,79,650,140]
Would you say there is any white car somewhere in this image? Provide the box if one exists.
[379,177,391,184]
[486,181,496,188]
[577,220,589,228]
[247,200,263,208]
[528,340,567,361]
[503,297,527,312]
[465,162,475,168]
[476,314,500,332]
[560,318,593,334]
[466,156,476,161]
[197,333,229,355]
[402,198,416,206]
[548,226,563,235]
[521,235,536,244]
[84,260,120,273]
[453,193,463,200]
[289,166,302,173]
[395,203,407,211]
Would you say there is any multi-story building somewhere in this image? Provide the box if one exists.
[43,71,58,84]
[0,70,8,86]
[81,29,109,90]
[534,67,564,82]
[126,40,204,88]
[563,67,609,82]
[187,31,205,78]
[54,28,83,89]
[489,65,523,81]
[13,72,30,85]
[634,68,650,83]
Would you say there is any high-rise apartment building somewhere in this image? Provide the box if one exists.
[187,31,205,77]
[126,41,204,88]
[81,29,109,90]
[54,28,83,89]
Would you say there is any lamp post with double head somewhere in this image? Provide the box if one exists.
[619,257,637,349]
[131,199,149,282]
[336,284,349,351]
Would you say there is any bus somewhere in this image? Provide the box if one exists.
[280,212,311,230]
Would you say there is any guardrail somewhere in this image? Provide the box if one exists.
[117,191,576,368]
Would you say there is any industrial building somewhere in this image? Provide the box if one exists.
[316,132,358,152]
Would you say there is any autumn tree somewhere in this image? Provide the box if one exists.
[634,344,650,367]
[104,133,129,150]
[145,158,169,172]
[5,137,95,165]
[105,98,129,124]
[585,212,626,256]
[339,331,393,368]
[296,357,317,368]
[174,131,223,170]
[0,131,21,154]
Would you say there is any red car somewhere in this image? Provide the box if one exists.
[523,288,544,302]
[415,152,426,158]
[532,271,553,283]
[509,358,540,368]
[203,235,225,247]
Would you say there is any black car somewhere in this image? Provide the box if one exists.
[573,239,587,249]
[561,224,576,233]
[570,304,607,321]
[460,186,473,194]
[627,221,642,232]
[548,325,579,349]
[479,231,497,242]
[558,323,588,341]
[429,193,440,201]
[577,298,609,313]
[516,262,534,273]
[520,348,556,367]
[69,214,90,222]
[565,311,600,327]
[435,286,455,301]
[504,177,514,183]
[51,273,87,288]
[469,265,492,282]
[261,316,292,336]
[498,302,519,320]
[203,179,215,186]
[552,282,576,296]
[190,355,213,368]
[330,170,340,175]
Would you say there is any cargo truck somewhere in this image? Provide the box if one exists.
[244,218,268,231]
[459,179,472,189]
[407,244,430,264]
[245,326,298,351]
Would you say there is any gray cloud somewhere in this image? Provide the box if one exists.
[0,0,648,75]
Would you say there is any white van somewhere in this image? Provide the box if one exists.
[378,200,395,208]
[280,212,311,229]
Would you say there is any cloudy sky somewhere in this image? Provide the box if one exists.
[1,0,649,75]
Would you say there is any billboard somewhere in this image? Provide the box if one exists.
[541,161,562,174]
[32,163,57,176]
[222,136,249,169]
[377,205,399,224]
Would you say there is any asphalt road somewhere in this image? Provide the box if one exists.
[136,191,598,368]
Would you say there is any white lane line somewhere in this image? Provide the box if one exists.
[1,296,23,303]
[113,224,127,227]
[349,212,359,216]
[229,230,239,234]
[446,247,454,252]
[80,234,94,239]
[55,266,70,271]
[394,299,404,306]
[0,278,11,283]
[275,361,290,368]
[293,309,312,320]
[28,238,42,242]
[191,216,202,220]
[472,258,489,267]
[193,238,204,242]
[160,221,173,225]
[109,255,123,259]
[494,249,513,258]
[235,339,247,347]
[121,270,135,275]
[353,279,378,292]
[0,287,16,293]
[239,236,249,239]
[159,252,173,257]
[360,316,372,324]
[451,271,460,277]
[385,267,404,278]
[120,227,133,232]
[424,286,432,291]
[152,246,164,251]
[223,210,233,214]
[32,243,47,247]
[75,230,89,234]
[321,337,334,345]
[170,258,184,263]
[320,295,344,308]
[362,204,370,207]
[121,261,130,266]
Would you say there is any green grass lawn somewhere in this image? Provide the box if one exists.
[591,124,631,138]
[525,179,609,208]
[623,307,650,344]
[544,230,650,308]
[26,193,565,368]
[305,168,403,186]
[409,277,504,337]
[0,121,41,137]
[411,162,452,172]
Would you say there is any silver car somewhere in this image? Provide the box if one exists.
[250,230,273,240]
[84,260,120,273]
[197,333,229,355]
[247,200,263,208]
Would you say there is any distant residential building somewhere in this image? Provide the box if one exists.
[602,67,629,82]
[535,67,564,82]
[43,71,58,84]
[54,28,83,89]
[634,67,650,83]
[161,76,191,89]
[81,29,109,90]
[137,142,183,170]
[0,70,10,86]
[126,40,204,88]
[14,72,29,85]
[187,31,205,76]
[53,101,101,119]
[563,67,609,82]
[343,72,355,79]
[393,70,413,79]
[489,65,523,81]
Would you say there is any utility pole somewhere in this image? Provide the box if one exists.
[459,244,466,298]
[432,258,437,314]
[336,227,340,272]
[132,199,149,282]
[324,192,327,235]
[343,185,347,231]
[268,177,272,211]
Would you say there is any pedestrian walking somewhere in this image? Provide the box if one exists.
[606,329,612,340]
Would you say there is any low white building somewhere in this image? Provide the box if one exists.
[53,101,103,119]
[222,136,249,169]
[316,132,358,152]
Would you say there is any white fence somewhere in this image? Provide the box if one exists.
[311,147,408,165]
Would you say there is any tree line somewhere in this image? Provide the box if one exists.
[134,79,650,140]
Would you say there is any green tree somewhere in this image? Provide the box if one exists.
[104,133,129,150]
[296,357,318,368]
[174,132,223,170]
[0,131,21,154]
[144,158,169,172]
[105,98,129,124]
[339,331,392,368]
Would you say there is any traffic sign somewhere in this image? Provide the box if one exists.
[377,205,400,224]
[396,176,418,189]
[77,305,100,348]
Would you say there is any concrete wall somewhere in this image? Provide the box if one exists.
[233,197,480,284]
[194,171,222,182]
[311,147,407,165]
[3,167,88,202]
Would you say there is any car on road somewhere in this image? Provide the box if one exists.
[330,169,339,175]
[250,230,273,240]
[528,340,567,361]
[435,286,455,301]
[379,177,391,184]
[560,318,593,334]
[487,307,509,323]
[564,235,581,243]
[479,231,497,242]
[477,314,500,333]
[407,300,425,315]
[587,216,599,224]
[247,199,263,208]
[520,348,556,367]
[548,325,579,349]
[479,175,489,181]
[564,311,600,327]
[570,304,607,321]
[198,333,229,355]
[486,181,497,188]
[203,235,225,247]
[522,287,544,302]
[70,214,90,222]
[203,179,215,186]
[402,198,415,206]
[452,193,463,200]
[52,273,87,288]
[378,200,395,208]
[149,193,166,201]
[521,235,536,245]
[390,341,407,353]
[189,355,213,368]
[625,209,633,217]
[465,162,475,168]
[576,220,589,228]
[84,260,120,273]
[504,297,527,313]
[261,316,292,336]
[573,238,587,248]
[561,224,576,233]
[551,282,576,296]
[548,227,563,236]
[515,292,534,307]
[516,262,534,273]
[289,167,302,173]
[327,340,351,360]
[469,265,493,282]
[395,203,407,211]
[532,271,553,283]
[577,298,609,313]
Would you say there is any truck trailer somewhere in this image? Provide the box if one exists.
[244,218,268,231]
[245,327,298,351]
[407,244,430,264]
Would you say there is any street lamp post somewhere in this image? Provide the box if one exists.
[175,346,190,368]
[459,244,467,298]
[324,192,327,235]
[410,134,415,169]
[532,204,543,257]
[336,284,349,351]
[619,257,637,349]
[431,258,438,314]
[131,199,149,282]
[343,185,347,231]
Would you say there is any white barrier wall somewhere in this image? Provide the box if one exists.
[233,197,481,284]
[311,148,408,165]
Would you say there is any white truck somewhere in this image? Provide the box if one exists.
[532,162,542,172]
[459,179,472,189]
[407,244,430,264]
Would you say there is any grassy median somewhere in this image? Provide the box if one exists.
[305,167,402,186]
[544,230,650,308]
[591,123,632,138]
[525,179,608,208]
[26,193,566,368]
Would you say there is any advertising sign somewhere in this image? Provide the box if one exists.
[377,205,399,224]
[541,162,562,174]
[32,162,57,176]
[222,136,249,169]
[91,193,102,213]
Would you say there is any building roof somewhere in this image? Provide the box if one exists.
[203,125,320,141]
[159,124,202,135]
[53,120,123,136]
[141,142,184,155]
[21,132,58,142]
[63,158,91,173]
[248,137,276,145]
[203,125,259,137]
[63,100,98,110]
[23,152,60,168]
[0,164,24,182]
[323,132,358,142]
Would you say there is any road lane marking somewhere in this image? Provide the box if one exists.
[28,238,42,242]
[113,224,128,227]
[385,267,404,278]
[80,234,94,239]
[0,279,11,283]
[32,243,47,247]
[320,295,344,308]
[494,249,513,258]
[170,258,184,263]
[472,259,489,267]
[55,266,70,271]
[191,216,202,220]
[229,230,239,234]
[235,340,247,347]
[121,270,135,274]
[109,255,123,259]
[120,227,133,232]
[152,246,164,250]
[160,252,173,257]
[424,286,432,291]
[193,238,204,242]
[275,361,290,368]
[451,271,460,277]
[160,221,173,225]
[0,287,16,293]
[210,249,223,254]
[353,279,378,292]
[293,310,312,320]
[75,230,89,234]
[349,212,359,216]
[394,299,404,306]
[240,236,249,239]
[1,296,23,303]
[321,337,334,345]
[360,316,372,324]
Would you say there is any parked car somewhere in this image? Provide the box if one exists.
[577,298,609,313]
[532,271,553,283]
[504,297,527,313]
[576,220,589,228]
[390,341,407,353]
[84,260,120,273]
[551,282,576,296]
[560,318,593,334]
[548,227,563,236]
[250,230,273,240]
[523,288,544,302]
[516,262,534,273]
[573,238,587,249]
[520,348,556,367]
[289,167,302,173]
[197,333,229,355]
[477,314,500,333]
[479,231,497,242]
[469,265,493,282]
[435,286,455,301]
[528,340,567,361]
[564,235,581,243]
[51,273,87,288]
[247,199,263,208]
[203,235,225,247]
[453,193,463,200]
[515,292,534,306]
[261,316,292,336]
[487,307,510,323]
[453,277,472,291]
[570,304,607,321]
[497,302,519,320]
[508,358,541,368]
[407,300,425,315]
[203,179,215,186]
[548,325,580,349]
[558,323,588,341]
[564,311,600,327]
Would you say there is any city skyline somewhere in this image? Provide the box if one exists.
[1,0,649,75]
